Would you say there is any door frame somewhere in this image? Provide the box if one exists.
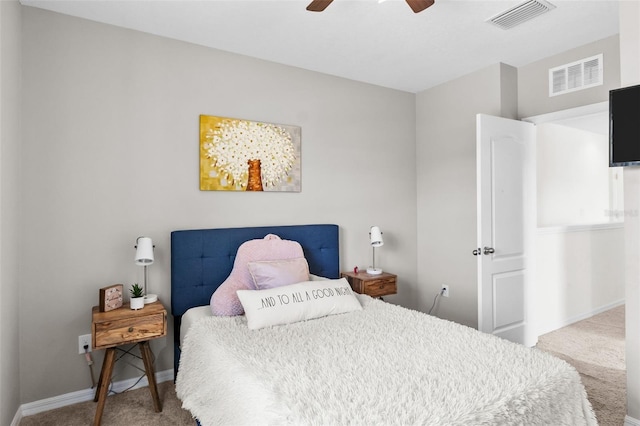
[522,101,622,338]
[522,101,608,126]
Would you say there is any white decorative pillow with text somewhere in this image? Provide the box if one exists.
[236,278,362,330]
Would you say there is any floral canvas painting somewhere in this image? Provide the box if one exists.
[199,115,301,192]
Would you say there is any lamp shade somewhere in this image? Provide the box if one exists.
[370,226,384,247]
[135,237,154,265]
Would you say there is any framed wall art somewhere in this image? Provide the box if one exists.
[199,115,301,192]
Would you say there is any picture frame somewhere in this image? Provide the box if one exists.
[199,115,301,192]
[99,284,124,312]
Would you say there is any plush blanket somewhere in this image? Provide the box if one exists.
[176,296,597,426]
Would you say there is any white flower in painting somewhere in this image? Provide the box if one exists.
[204,119,295,188]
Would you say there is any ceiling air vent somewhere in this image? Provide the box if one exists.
[549,54,603,97]
[487,0,556,30]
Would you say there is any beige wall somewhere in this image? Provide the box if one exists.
[0,0,22,424]
[415,63,517,328]
[536,227,624,336]
[19,7,417,403]
[537,123,614,227]
[518,35,620,119]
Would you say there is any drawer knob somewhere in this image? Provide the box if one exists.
[128,327,134,332]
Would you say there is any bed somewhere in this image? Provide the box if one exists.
[172,224,597,426]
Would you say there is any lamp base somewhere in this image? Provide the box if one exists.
[366,267,383,275]
[144,293,158,304]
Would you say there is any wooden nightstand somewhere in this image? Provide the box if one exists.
[341,271,397,298]
[91,300,167,426]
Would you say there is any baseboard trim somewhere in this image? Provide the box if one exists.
[537,298,625,337]
[13,368,174,424]
[10,409,21,426]
[625,415,640,426]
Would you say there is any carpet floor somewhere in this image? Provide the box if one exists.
[19,381,195,426]
[21,306,625,425]
[537,305,626,426]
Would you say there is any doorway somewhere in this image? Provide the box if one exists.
[525,102,625,337]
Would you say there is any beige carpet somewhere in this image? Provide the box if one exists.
[537,305,626,426]
[19,381,194,426]
[21,307,626,425]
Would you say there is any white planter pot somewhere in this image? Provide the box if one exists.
[130,297,144,310]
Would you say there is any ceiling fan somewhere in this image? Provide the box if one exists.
[307,0,435,13]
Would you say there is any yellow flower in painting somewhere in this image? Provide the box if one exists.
[204,119,295,188]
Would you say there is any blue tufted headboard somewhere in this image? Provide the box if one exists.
[170,224,340,373]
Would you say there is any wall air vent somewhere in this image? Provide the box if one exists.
[487,0,556,30]
[549,54,603,97]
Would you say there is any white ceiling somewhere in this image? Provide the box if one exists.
[20,0,620,93]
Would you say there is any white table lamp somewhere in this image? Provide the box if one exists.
[366,226,384,275]
[135,236,157,304]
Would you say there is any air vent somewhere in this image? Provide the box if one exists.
[487,0,556,30]
[549,54,603,97]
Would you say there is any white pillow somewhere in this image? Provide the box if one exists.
[247,257,309,290]
[236,278,362,330]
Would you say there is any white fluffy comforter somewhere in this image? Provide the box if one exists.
[176,295,597,426]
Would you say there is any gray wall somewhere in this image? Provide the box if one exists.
[0,0,22,424]
[19,7,417,402]
[415,63,517,328]
[518,35,620,118]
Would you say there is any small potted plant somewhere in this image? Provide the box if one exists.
[130,283,144,310]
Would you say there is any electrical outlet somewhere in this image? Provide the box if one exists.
[442,285,449,298]
[78,334,92,354]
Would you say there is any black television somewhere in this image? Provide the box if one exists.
[610,83,640,167]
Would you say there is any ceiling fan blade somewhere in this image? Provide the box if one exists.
[405,0,435,13]
[306,0,334,12]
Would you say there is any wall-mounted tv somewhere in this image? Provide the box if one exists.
[610,83,640,167]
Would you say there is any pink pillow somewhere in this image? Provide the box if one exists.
[248,258,309,290]
[210,234,304,316]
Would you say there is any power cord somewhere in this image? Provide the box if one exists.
[109,374,146,395]
[84,345,96,388]
[428,287,446,315]
[107,343,156,395]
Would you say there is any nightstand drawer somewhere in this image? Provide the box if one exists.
[341,271,397,298]
[94,313,165,349]
[364,278,397,298]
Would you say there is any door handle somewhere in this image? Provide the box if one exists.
[472,248,481,256]
[483,247,495,255]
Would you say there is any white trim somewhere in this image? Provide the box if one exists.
[10,410,21,426]
[625,415,640,426]
[537,221,623,235]
[537,299,624,337]
[13,368,174,422]
[522,101,609,125]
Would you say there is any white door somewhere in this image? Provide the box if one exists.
[476,114,536,347]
